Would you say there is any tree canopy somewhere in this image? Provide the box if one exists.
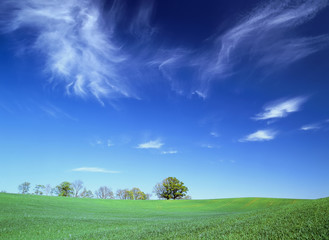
[55,181,73,197]
[153,177,189,200]
[18,182,30,194]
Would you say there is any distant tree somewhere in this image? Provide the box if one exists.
[80,188,94,198]
[50,187,56,196]
[95,186,114,199]
[18,182,31,194]
[182,195,192,200]
[153,177,188,200]
[145,193,152,200]
[55,181,73,197]
[44,184,52,196]
[116,189,125,199]
[116,189,134,200]
[72,180,84,198]
[34,185,46,195]
[131,187,147,200]
[123,189,134,200]
[0,190,7,193]
[153,183,165,200]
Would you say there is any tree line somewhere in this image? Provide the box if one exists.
[17,177,191,200]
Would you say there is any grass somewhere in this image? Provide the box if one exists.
[0,193,328,239]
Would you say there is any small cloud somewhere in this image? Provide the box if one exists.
[202,144,214,149]
[161,150,178,154]
[300,119,329,131]
[107,139,114,147]
[201,144,220,149]
[210,131,219,137]
[240,129,277,142]
[253,96,307,121]
[137,139,164,149]
[300,123,321,131]
[193,91,207,99]
[72,167,120,174]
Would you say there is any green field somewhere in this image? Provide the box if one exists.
[0,193,328,239]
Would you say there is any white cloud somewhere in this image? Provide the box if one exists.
[210,131,219,137]
[300,124,321,131]
[137,139,164,149]
[0,0,141,102]
[202,144,214,149]
[161,150,178,154]
[300,119,329,131]
[253,97,307,120]
[206,0,329,78]
[107,139,114,147]
[240,129,277,142]
[155,0,329,97]
[201,144,220,149]
[1,0,328,101]
[72,167,120,174]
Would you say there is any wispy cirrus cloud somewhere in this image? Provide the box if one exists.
[253,96,308,121]
[1,0,328,101]
[300,119,329,131]
[39,103,76,120]
[0,0,148,102]
[137,139,164,149]
[300,123,321,131]
[72,167,120,174]
[156,0,329,97]
[199,0,329,85]
[240,129,277,142]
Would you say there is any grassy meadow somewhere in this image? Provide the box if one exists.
[0,193,328,239]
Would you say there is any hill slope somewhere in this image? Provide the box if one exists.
[0,193,328,239]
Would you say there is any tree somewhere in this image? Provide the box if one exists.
[80,188,94,198]
[153,183,165,199]
[55,181,73,197]
[182,195,192,200]
[44,184,52,196]
[116,189,125,199]
[145,193,152,200]
[153,177,189,200]
[34,185,46,195]
[72,180,84,198]
[18,182,30,194]
[95,186,114,199]
[131,187,147,200]
[124,189,134,200]
[116,189,134,200]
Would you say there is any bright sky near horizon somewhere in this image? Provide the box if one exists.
[0,0,329,199]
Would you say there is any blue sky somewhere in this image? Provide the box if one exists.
[0,0,329,199]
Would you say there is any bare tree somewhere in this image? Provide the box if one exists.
[153,182,165,199]
[145,193,152,200]
[44,184,52,196]
[95,186,114,199]
[72,180,84,198]
[116,189,125,199]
